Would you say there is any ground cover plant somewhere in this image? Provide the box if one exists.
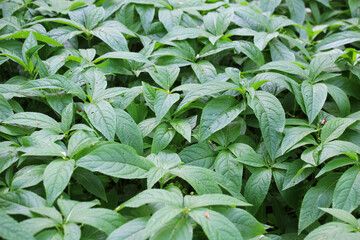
[0,0,360,239]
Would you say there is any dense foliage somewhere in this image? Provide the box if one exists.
[1,0,360,239]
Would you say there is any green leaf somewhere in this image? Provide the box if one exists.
[119,189,183,209]
[175,81,239,112]
[91,21,129,51]
[68,208,124,235]
[235,40,265,66]
[107,217,148,240]
[84,101,116,141]
[215,150,243,193]
[170,165,222,194]
[0,94,13,121]
[199,96,245,142]
[20,218,58,236]
[161,26,214,43]
[229,143,266,167]
[72,168,107,202]
[305,222,359,240]
[18,136,66,157]
[184,194,250,209]
[0,31,63,47]
[191,61,217,83]
[220,208,266,239]
[11,165,46,190]
[316,31,360,51]
[149,66,180,90]
[298,174,337,233]
[316,157,357,178]
[301,82,327,124]
[63,223,81,240]
[44,159,75,205]
[170,118,192,142]
[154,91,179,121]
[0,209,35,240]
[259,61,307,78]
[143,205,183,238]
[93,51,152,65]
[4,112,62,133]
[151,123,176,154]
[333,166,360,212]
[285,0,305,24]
[0,190,46,217]
[326,84,351,117]
[248,91,285,160]
[150,216,192,240]
[179,142,216,168]
[115,108,143,155]
[280,126,317,154]
[244,168,272,214]
[77,142,153,179]
[189,208,243,240]
[320,208,358,227]
[158,8,183,32]
[321,118,356,144]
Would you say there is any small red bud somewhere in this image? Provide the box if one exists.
[321,118,327,125]
[36,121,40,125]
[205,210,209,218]
[77,109,82,112]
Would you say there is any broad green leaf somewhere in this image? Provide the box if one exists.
[229,143,266,167]
[20,218,58,236]
[63,223,81,240]
[77,142,153,178]
[248,91,285,160]
[170,165,222,194]
[154,91,179,121]
[298,174,337,233]
[316,157,357,178]
[151,123,176,154]
[93,51,152,65]
[91,21,130,51]
[150,216,192,240]
[189,208,243,240]
[333,166,360,212]
[244,168,272,214]
[321,118,356,144]
[4,112,62,133]
[191,61,217,83]
[11,165,46,190]
[170,118,192,142]
[235,40,265,66]
[0,142,19,174]
[269,39,295,62]
[285,0,305,24]
[220,208,266,239]
[143,206,183,238]
[320,208,358,227]
[199,96,245,142]
[175,81,239,112]
[44,159,75,205]
[309,50,342,81]
[0,93,13,121]
[84,101,116,141]
[184,194,250,209]
[115,108,143,155]
[280,126,317,154]
[326,84,351,117]
[283,161,314,190]
[18,136,66,157]
[0,31,63,47]
[259,61,307,78]
[119,189,183,210]
[0,209,34,240]
[107,217,149,240]
[158,8,183,32]
[179,142,216,168]
[319,140,360,164]
[72,168,107,202]
[68,208,125,235]
[0,190,46,217]
[85,6,104,30]
[161,26,214,43]
[61,103,73,132]
[215,150,243,193]
[305,222,359,240]
[301,82,327,124]
[316,31,360,51]
[149,66,180,90]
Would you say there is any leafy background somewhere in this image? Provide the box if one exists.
[1,0,360,239]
